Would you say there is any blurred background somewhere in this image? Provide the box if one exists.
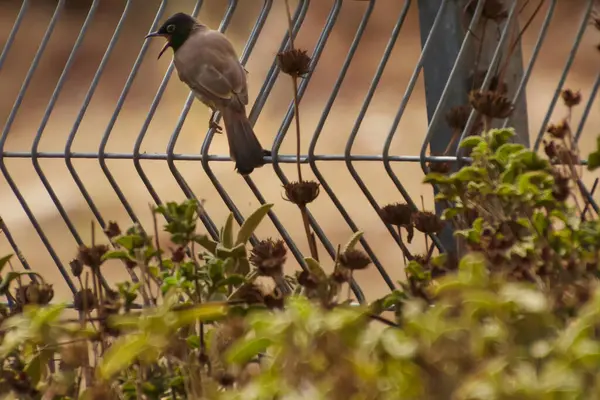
[0,0,598,302]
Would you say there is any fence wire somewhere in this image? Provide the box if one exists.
[0,0,599,304]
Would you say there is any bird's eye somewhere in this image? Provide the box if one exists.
[166,24,176,33]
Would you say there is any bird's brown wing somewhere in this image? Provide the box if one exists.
[175,28,248,109]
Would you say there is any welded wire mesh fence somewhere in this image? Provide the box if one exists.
[0,0,598,304]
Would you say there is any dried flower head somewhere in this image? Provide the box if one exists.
[412,211,445,234]
[264,287,285,309]
[250,238,287,278]
[469,90,514,120]
[551,168,571,202]
[171,246,186,263]
[380,203,413,226]
[74,288,97,311]
[471,70,508,94]
[428,161,451,174]
[543,140,558,159]
[18,282,54,306]
[297,270,319,290]
[339,249,371,271]
[77,244,109,269]
[104,221,121,239]
[283,180,320,206]
[331,266,352,284]
[69,258,83,277]
[277,48,311,77]
[445,105,472,132]
[561,89,582,108]
[546,119,570,139]
[230,283,265,305]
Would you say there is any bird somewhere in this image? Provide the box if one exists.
[145,12,267,175]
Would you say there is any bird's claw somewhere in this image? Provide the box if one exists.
[210,120,223,133]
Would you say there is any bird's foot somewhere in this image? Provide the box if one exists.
[209,120,223,133]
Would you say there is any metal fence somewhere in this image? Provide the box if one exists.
[0,0,598,304]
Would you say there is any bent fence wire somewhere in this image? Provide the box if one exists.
[0,0,598,304]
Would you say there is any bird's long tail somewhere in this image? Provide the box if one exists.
[221,105,266,175]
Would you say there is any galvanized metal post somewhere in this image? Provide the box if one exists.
[417,0,529,254]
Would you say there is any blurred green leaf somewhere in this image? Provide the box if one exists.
[98,333,148,380]
[380,329,417,359]
[460,136,485,148]
[101,250,132,262]
[226,337,272,365]
[304,257,327,281]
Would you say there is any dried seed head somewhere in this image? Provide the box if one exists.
[551,169,571,202]
[277,48,311,77]
[104,221,121,239]
[231,283,265,305]
[283,180,320,206]
[74,288,97,311]
[21,283,54,305]
[380,203,413,226]
[297,270,319,289]
[264,287,285,309]
[470,70,508,94]
[331,267,352,284]
[77,244,109,269]
[412,211,445,234]
[69,258,83,277]
[546,119,570,139]
[171,246,186,263]
[543,140,558,159]
[428,161,451,174]
[339,249,371,271]
[249,238,287,278]
[446,105,471,132]
[469,90,514,120]
[561,89,582,108]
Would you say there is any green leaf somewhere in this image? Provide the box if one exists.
[458,252,488,285]
[342,231,364,253]
[488,128,515,150]
[101,250,132,262]
[236,203,274,245]
[221,213,235,249]
[460,136,485,148]
[186,335,201,349]
[588,151,600,171]
[194,234,218,254]
[304,257,327,281]
[226,337,272,365]
[97,334,148,380]
[25,349,53,386]
[380,329,417,359]
[423,173,450,185]
[451,166,486,182]
[0,254,13,275]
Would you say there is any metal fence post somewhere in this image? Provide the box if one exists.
[417,0,529,254]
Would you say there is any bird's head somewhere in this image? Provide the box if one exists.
[145,13,198,59]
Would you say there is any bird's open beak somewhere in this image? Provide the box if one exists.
[145,32,171,60]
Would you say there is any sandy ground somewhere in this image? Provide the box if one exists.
[0,0,598,302]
